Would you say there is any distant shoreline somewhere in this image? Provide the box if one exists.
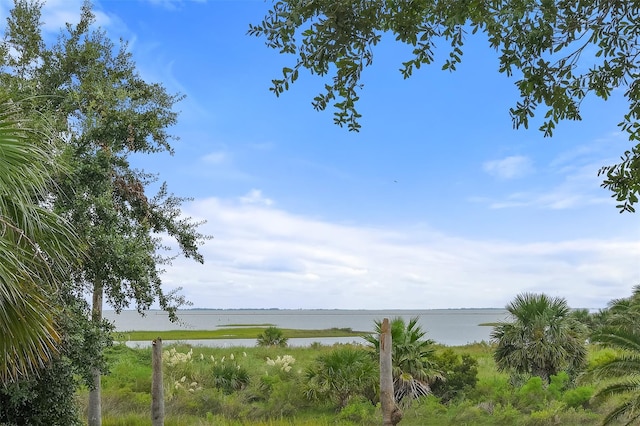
[105,307,508,312]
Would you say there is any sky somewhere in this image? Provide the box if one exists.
[1,0,639,310]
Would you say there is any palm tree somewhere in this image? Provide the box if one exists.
[599,285,640,333]
[366,317,442,403]
[0,100,81,382]
[305,346,378,409]
[491,293,587,384]
[256,326,289,347]
[588,286,640,425]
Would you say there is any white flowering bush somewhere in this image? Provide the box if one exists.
[163,348,250,399]
[265,355,296,373]
[164,347,193,367]
[255,353,307,417]
[260,354,299,394]
[173,375,202,393]
[163,348,197,399]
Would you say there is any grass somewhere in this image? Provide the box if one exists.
[102,413,368,425]
[85,341,612,426]
[222,323,275,327]
[113,327,367,341]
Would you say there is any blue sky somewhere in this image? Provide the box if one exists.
[2,0,639,309]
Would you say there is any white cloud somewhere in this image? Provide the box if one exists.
[144,0,206,11]
[202,151,228,165]
[239,189,273,206]
[483,155,534,179]
[186,142,253,181]
[478,154,616,210]
[158,194,640,310]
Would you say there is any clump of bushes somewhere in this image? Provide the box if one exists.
[305,346,377,409]
[431,349,479,403]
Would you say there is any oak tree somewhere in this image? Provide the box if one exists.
[2,1,208,423]
[250,0,640,212]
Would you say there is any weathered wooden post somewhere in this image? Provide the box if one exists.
[151,337,164,426]
[380,318,402,425]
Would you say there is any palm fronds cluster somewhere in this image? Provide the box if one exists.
[0,100,81,382]
[589,285,640,425]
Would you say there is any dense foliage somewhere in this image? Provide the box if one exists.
[0,292,111,425]
[1,1,208,423]
[250,0,640,212]
[431,349,479,404]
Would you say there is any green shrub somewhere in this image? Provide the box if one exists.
[432,349,479,403]
[106,359,152,393]
[562,386,594,409]
[527,409,560,426]
[547,371,570,400]
[451,403,485,423]
[471,376,513,406]
[491,403,522,425]
[0,358,82,426]
[101,388,151,414]
[337,397,377,424]
[261,379,304,418]
[515,376,547,413]
[305,346,377,409]
[165,388,223,416]
[212,359,250,394]
[251,357,308,420]
[525,400,567,426]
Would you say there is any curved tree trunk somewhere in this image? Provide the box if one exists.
[88,282,103,426]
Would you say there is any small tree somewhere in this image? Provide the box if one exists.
[491,293,587,384]
[431,349,479,404]
[365,317,442,404]
[256,327,289,347]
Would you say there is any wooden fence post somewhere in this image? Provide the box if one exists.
[151,337,164,426]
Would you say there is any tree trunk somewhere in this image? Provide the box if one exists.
[88,282,103,426]
[380,318,402,425]
[151,337,165,426]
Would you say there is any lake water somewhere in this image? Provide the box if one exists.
[105,309,510,347]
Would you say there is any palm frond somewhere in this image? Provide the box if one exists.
[599,396,640,426]
[594,379,640,401]
[0,99,82,382]
[593,327,640,352]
